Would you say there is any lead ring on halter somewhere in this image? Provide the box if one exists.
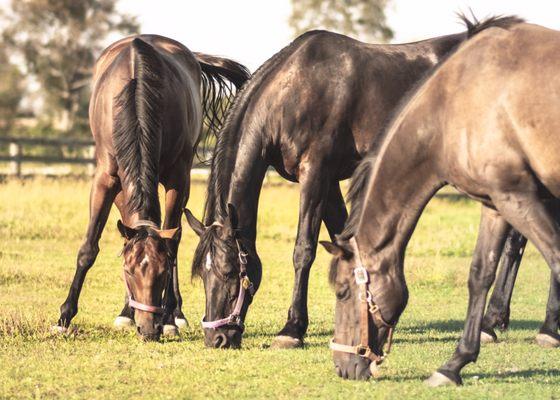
[201,224,255,330]
[329,236,395,365]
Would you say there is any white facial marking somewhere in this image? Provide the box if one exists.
[140,255,149,268]
[205,252,212,271]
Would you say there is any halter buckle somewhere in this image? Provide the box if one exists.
[354,267,369,285]
[356,345,370,357]
[241,276,252,290]
[238,251,248,265]
[228,314,242,326]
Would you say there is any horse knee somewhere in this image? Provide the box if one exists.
[293,245,316,270]
[77,244,99,270]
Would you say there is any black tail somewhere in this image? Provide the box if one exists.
[113,38,163,221]
[194,53,251,162]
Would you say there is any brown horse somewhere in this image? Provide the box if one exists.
[323,21,560,383]
[52,35,249,341]
[184,16,535,349]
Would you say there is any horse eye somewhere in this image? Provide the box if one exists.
[335,286,350,301]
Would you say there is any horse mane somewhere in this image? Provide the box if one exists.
[336,14,524,244]
[202,31,324,225]
[113,38,163,223]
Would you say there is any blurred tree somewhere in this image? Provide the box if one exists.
[290,0,393,42]
[0,48,24,134]
[2,0,139,135]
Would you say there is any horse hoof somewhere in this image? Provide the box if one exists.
[369,362,382,379]
[270,335,303,349]
[174,318,189,329]
[113,316,135,329]
[163,324,179,337]
[424,372,458,387]
[50,325,68,335]
[535,333,560,348]
[480,330,497,344]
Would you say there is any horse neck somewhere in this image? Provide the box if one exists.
[226,133,268,243]
[355,109,444,298]
[121,183,161,226]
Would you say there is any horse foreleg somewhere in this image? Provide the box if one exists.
[426,206,510,387]
[480,228,527,342]
[113,191,136,329]
[55,171,120,331]
[271,167,329,349]
[322,181,348,240]
[162,162,190,332]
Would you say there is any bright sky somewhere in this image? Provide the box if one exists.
[117,0,560,71]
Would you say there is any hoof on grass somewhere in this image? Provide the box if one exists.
[50,325,68,335]
[174,318,189,329]
[270,335,303,349]
[480,330,498,344]
[369,362,382,379]
[424,372,459,388]
[113,316,135,329]
[163,324,179,337]
[535,333,560,348]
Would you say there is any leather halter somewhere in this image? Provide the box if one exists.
[329,237,395,365]
[122,219,168,315]
[201,223,255,331]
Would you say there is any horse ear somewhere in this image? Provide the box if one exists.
[226,203,238,230]
[319,241,345,257]
[156,227,181,241]
[117,220,137,240]
[184,208,205,237]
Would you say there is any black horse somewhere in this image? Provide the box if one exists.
[185,16,531,348]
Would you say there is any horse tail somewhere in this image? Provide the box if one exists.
[113,38,163,220]
[194,53,251,162]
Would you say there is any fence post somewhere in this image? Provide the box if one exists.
[87,145,96,176]
[9,142,21,178]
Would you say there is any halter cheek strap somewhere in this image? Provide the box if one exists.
[201,233,255,330]
[121,219,168,315]
[329,237,395,365]
[123,270,166,314]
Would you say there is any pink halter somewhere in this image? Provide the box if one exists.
[201,238,255,330]
[121,219,167,315]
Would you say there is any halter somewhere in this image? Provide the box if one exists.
[329,237,395,365]
[121,219,169,315]
[201,224,255,331]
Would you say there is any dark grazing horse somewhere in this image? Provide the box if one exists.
[184,16,531,348]
[52,35,249,341]
[323,20,560,384]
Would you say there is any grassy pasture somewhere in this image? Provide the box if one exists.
[0,178,558,399]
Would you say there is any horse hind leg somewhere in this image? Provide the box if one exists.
[480,228,527,343]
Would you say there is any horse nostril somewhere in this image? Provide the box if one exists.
[213,333,229,349]
[137,326,142,335]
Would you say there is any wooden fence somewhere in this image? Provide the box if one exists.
[0,136,214,178]
[0,136,96,177]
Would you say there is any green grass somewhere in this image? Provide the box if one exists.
[0,178,558,399]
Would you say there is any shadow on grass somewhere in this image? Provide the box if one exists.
[400,319,543,334]
[381,369,560,384]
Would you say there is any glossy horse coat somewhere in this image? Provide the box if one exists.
[186,17,532,348]
[55,35,249,340]
[327,20,560,383]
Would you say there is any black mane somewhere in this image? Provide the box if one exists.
[113,38,164,223]
[202,31,324,225]
[337,14,524,242]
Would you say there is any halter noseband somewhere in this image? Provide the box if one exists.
[329,237,395,365]
[201,223,255,331]
[121,219,169,315]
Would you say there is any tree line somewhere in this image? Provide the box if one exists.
[0,0,391,138]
